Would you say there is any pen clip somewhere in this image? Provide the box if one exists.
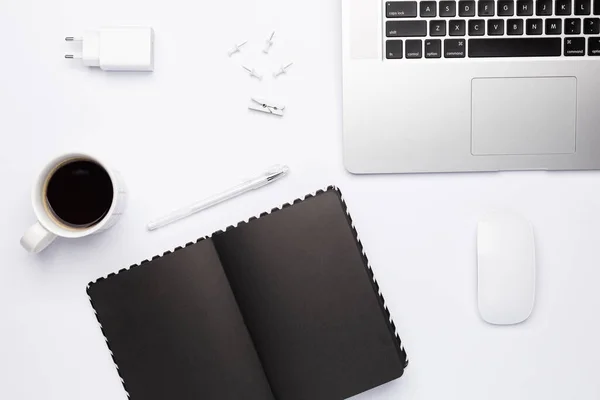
[248,165,289,189]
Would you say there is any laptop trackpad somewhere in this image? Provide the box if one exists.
[471,77,576,156]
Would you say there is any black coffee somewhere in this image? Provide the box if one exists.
[46,160,114,228]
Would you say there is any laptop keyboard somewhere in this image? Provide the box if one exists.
[385,0,600,58]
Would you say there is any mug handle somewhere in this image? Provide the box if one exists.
[20,222,56,253]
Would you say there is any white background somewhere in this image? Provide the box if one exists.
[1,0,600,399]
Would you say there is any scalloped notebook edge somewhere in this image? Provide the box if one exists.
[86,185,408,399]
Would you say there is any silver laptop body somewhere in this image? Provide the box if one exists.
[342,0,600,173]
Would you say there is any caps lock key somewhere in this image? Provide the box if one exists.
[387,2,418,17]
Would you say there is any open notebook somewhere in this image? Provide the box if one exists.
[87,187,408,400]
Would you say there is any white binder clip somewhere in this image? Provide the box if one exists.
[249,98,285,117]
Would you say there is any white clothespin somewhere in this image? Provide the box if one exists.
[249,98,285,116]
[242,65,263,80]
[273,62,294,78]
[228,41,248,57]
[263,31,275,54]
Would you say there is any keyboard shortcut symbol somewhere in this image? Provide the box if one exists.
[565,37,586,56]
[425,39,442,58]
[445,38,466,58]
[589,37,600,55]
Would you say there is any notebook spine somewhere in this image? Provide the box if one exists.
[335,187,409,371]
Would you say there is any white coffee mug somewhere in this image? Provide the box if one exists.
[20,152,127,253]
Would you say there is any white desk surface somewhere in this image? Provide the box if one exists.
[2,0,600,399]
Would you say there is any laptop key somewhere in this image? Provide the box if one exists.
[420,1,438,17]
[469,19,486,35]
[589,37,600,54]
[517,0,534,15]
[526,18,544,34]
[488,19,505,35]
[440,1,458,16]
[479,0,496,16]
[498,0,515,16]
[386,2,418,17]
[406,39,423,58]
[507,19,525,34]
[564,37,586,55]
[444,38,467,57]
[595,0,600,14]
[546,18,563,34]
[459,1,477,16]
[425,39,442,57]
[584,18,600,33]
[387,20,428,36]
[468,37,561,57]
[536,0,552,15]
[575,0,592,14]
[565,18,582,34]
[386,40,404,59]
[556,0,572,15]
[430,20,448,36]
[450,20,467,35]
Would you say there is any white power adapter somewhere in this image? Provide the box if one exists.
[65,27,154,71]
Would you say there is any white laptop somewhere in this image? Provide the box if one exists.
[342,0,600,173]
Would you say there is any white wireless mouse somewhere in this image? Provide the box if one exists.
[477,212,536,325]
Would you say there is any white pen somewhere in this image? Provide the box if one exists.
[147,164,290,231]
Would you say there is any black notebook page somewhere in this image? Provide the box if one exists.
[87,239,275,400]
[212,189,406,400]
